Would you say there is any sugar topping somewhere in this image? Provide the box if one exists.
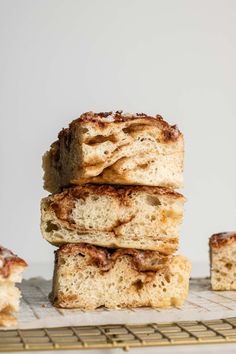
[80,111,149,123]
[0,246,15,269]
[0,246,27,278]
[209,232,236,248]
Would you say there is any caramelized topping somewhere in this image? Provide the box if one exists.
[70,111,181,142]
[0,246,27,278]
[58,243,172,272]
[209,232,236,249]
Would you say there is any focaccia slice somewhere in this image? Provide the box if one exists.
[41,185,185,254]
[51,243,191,310]
[43,111,184,192]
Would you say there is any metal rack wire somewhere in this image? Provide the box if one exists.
[1,317,236,351]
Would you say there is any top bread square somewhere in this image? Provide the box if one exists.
[43,111,184,193]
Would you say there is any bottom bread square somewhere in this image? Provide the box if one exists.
[51,243,191,310]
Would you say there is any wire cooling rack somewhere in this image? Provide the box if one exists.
[1,318,236,351]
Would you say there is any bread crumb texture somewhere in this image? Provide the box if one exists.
[51,244,191,310]
[41,185,185,253]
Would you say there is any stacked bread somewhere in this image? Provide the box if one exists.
[0,245,27,326]
[41,111,191,310]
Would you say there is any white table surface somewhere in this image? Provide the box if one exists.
[10,262,236,354]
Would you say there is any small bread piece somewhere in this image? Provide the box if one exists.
[210,232,236,290]
[51,244,191,310]
[0,246,27,283]
[43,111,184,193]
[0,246,27,327]
[41,185,185,254]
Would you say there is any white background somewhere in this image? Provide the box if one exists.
[0,0,236,276]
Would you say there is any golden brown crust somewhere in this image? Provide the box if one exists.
[0,246,27,279]
[56,111,182,144]
[56,243,172,272]
[70,111,181,142]
[56,184,184,201]
[209,232,236,249]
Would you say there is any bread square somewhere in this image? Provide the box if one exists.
[209,232,236,290]
[41,185,185,253]
[43,111,184,193]
[51,243,191,310]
